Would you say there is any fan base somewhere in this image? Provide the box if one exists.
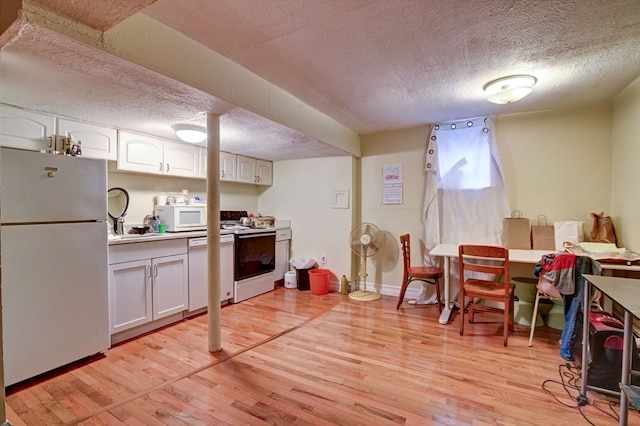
[348,290,381,302]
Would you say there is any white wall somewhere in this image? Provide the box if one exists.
[611,75,640,252]
[258,156,355,285]
[107,170,259,228]
[360,126,431,294]
[358,104,614,294]
[496,104,612,226]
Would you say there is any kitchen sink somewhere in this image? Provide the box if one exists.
[122,233,164,238]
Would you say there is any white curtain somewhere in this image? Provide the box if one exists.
[416,116,510,304]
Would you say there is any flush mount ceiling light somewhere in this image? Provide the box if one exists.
[172,124,207,143]
[483,74,537,104]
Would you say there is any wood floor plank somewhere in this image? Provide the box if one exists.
[5,287,637,425]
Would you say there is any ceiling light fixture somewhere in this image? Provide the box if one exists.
[483,74,537,104]
[172,124,207,143]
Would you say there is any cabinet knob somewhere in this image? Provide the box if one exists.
[47,171,56,178]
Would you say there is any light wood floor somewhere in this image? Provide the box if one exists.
[6,287,638,425]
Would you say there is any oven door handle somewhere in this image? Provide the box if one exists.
[237,232,276,239]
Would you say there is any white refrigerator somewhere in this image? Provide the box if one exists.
[1,148,110,386]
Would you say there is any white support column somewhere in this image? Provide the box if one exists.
[206,113,222,352]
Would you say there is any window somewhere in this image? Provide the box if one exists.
[435,122,497,190]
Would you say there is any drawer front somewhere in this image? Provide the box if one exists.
[109,239,187,264]
[276,228,292,241]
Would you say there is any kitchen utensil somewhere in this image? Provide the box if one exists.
[240,216,252,226]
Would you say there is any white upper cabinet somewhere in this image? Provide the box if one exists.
[57,117,117,161]
[0,104,56,152]
[163,140,199,178]
[255,159,273,186]
[236,154,256,183]
[220,151,237,181]
[199,148,208,179]
[235,154,272,185]
[117,131,199,178]
[117,131,164,174]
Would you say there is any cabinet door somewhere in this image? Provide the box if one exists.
[220,242,234,301]
[152,254,188,319]
[57,117,117,160]
[199,147,208,179]
[256,159,273,186]
[220,151,237,181]
[164,141,200,178]
[117,131,164,174]
[236,155,257,183]
[109,259,153,334]
[275,239,290,281]
[0,104,55,151]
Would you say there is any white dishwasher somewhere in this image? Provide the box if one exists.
[188,234,235,312]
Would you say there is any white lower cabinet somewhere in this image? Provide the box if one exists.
[109,240,188,337]
[275,228,292,281]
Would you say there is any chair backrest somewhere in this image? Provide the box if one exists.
[458,245,510,292]
[400,234,411,271]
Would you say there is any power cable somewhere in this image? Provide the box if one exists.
[541,363,620,425]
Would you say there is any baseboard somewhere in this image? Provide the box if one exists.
[328,281,422,299]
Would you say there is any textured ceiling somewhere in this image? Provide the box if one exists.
[2,0,640,160]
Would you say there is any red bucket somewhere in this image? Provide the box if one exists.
[308,269,331,295]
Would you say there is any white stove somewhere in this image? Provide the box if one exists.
[221,224,276,235]
[220,210,276,303]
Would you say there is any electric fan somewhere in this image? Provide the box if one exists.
[348,222,383,301]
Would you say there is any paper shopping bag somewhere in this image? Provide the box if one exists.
[553,220,584,251]
[503,210,531,249]
[531,215,555,250]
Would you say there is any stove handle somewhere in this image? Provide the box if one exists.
[237,232,276,239]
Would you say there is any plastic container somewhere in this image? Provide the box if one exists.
[309,269,331,295]
[284,271,297,289]
[295,267,313,291]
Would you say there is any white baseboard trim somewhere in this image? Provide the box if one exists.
[329,281,422,300]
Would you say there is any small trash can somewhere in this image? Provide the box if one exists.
[295,268,313,291]
[290,257,316,291]
[284,271,297,289]
[309,269,331,295]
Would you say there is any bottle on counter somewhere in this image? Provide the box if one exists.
[340,275,349,295]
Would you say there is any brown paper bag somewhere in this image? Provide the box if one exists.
[502,210,531,249]
[531,214,555,250]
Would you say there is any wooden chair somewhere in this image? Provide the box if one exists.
[396,234,442,312]
[528,286,562,347]
[458,245,515,347]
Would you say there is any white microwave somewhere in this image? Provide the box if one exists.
[155,205,207,232]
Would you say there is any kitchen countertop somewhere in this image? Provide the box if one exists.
[108,219,291,245]
[108,229,230,245]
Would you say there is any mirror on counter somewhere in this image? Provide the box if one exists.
[107,187,129,235]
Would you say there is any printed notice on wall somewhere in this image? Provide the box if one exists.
[382,163,403,205]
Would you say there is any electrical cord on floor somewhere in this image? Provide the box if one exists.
[541,363,620,425]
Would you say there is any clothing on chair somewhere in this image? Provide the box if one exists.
[534,254,602,360]
[534,253,577,295]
